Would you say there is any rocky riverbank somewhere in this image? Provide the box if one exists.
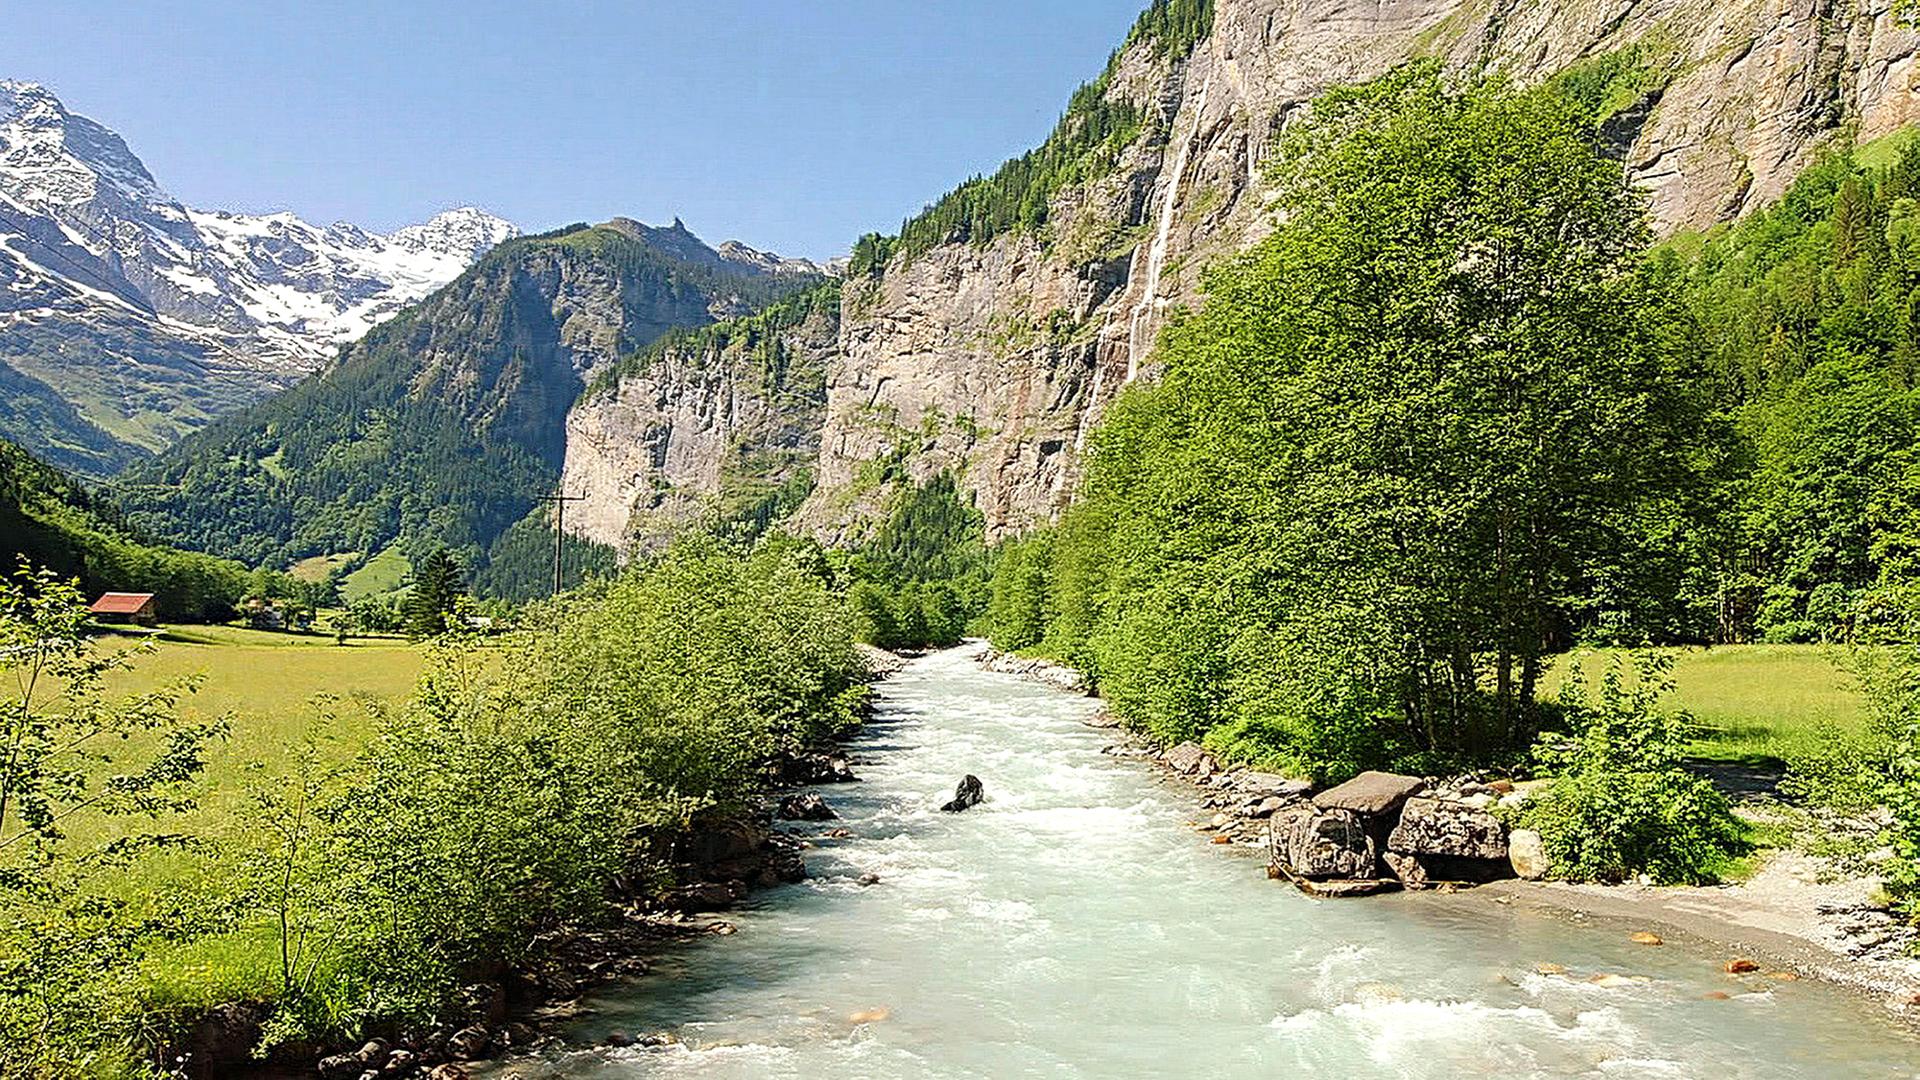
[972,642,1920,1014]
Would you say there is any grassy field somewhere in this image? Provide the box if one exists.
[84,626,425,843]
[288,551,359,582]
[47,626,428,1011]
[1544,644,1866,764]
[342,546,410,602]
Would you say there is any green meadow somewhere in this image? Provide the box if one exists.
[1545,645,1866,765]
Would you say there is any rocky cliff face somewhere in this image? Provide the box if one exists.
[562,287,839,550]
[775,0,1920,542]
[560,0,1920,551]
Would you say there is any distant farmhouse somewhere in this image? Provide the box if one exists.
[243,597,285,631]
[90,592,158,627]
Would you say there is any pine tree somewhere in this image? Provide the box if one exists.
[404,549,464,639]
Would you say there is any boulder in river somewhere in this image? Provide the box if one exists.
[778,792,837,821]
[668,881,738,912]
[1312,771,1427,816]
[776,747,859,785]
[941,775,984,813]
[1244,795,1288,819]
[1271,806,1378,879]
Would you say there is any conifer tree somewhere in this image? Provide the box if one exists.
[404,549,464,639]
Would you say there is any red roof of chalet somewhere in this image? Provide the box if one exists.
[90,593,156,615]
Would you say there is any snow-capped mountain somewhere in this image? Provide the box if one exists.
[0,78,515,473]
[186,205,518,356]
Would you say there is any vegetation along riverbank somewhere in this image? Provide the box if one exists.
[14,0,1920,1072]
[980,642,1920,1012]
[0,540,883,1078]
[959,59,1920,1026]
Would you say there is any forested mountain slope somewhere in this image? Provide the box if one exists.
[0,436,244,620]
[113,220,823,571]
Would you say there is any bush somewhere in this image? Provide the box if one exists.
[1856,601,1920,919]
[1522,768,1743,885]
[849,582,899,648]
[247,538,869,1043]
[1781,722,1889,813]
[0,563,226,1077]
[1516,655,1745,884]
[1805,582,1853,640]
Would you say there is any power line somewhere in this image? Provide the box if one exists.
[536,491,586,598]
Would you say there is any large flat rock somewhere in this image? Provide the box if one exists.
[1312,771,1427,816]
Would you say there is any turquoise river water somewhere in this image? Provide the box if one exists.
[505,647,1920,1078]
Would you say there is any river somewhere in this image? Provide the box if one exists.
[507,647,1920,1078]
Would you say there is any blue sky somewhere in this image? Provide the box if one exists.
[4,1,1146,259]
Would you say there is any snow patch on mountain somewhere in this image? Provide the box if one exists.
[0,78,518,373]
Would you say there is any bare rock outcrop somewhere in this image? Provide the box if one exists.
[1387,797,1509,861]
[785,0,1920,543]
[561,290,838,551]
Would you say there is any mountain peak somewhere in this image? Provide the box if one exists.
[0,78,523,472]
[1,77,168,212]
[389,206,518,261]
[715,239,826,278]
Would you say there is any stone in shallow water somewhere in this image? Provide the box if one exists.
[778,792,837,821]
[1163,742,1217,777]
[941,774,984,812]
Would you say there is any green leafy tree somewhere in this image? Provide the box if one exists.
[845,473,990,651]
[1021,65,1712,775]
[1515,655,1744,884]
[985,532,1054,652]
[849,582,900,648]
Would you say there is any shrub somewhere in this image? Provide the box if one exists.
[1516,654,1745,884]
[1522,768,1743,884]
[849,581,899,648]
[1805,582,1853,640]
[0,563,226,1077]
[1856,601,1920,919]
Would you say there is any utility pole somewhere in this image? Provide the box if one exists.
[537,491,586,597]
